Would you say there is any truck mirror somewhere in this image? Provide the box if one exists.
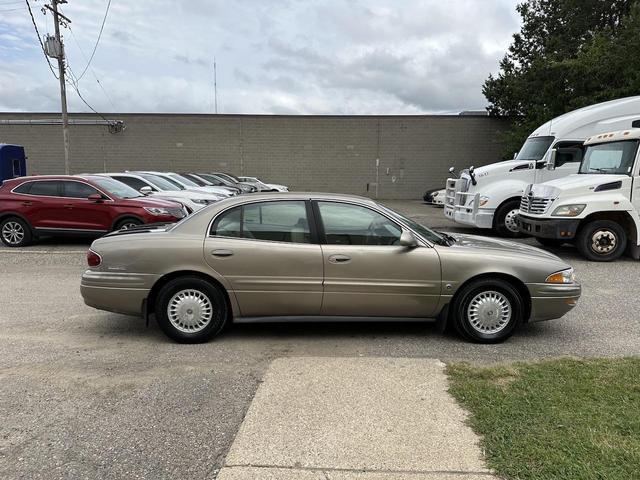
[546,149,557,170]
[513,152,518,159]
[448,166,455,173]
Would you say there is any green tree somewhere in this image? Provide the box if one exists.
[484,0,640,156]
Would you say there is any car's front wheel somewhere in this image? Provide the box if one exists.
[494,200,522,238]
[576,220,627,261]
[452,278,523,343]
[0,217,33,247]
[155,276,229,343]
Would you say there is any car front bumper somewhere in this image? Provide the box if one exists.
[518,215,580,240]
[526,282,582,322]
[81,270,158,316]
[444,205,494,228]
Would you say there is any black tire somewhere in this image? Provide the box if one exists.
[0,216,33,247]
[155,276,229,343]
[535,237,565,248]
[452,278,523,343]
[114,217,143,231]
[576,220,627,262]
[494,200,523,238]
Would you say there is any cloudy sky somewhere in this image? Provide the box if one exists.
[0,0,520,114]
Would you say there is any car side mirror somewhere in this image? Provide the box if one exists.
[399,230,419,248]
[140,186,153,195]
[88,193,103,203]
[546,149,557,170]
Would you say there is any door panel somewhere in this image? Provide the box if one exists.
[320,245,442,317]
[204,237,324,316]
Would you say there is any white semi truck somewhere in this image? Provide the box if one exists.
[518,129,640,261]
[444,96,640,237]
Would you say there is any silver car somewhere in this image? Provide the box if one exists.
[81,193,581,344]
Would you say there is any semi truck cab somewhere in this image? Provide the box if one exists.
[518,129,640,261]
[444,96,640,237]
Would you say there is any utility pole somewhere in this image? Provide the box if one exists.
[44,0,71,174]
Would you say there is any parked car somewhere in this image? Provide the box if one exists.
[423,188,445,206]
[238,176,289,192]
[0,175,186,247]
[98,172,224,213]
[137,171,237,197]
[212,172,262,192]
[81,193,580,344]
[180,173,246,194]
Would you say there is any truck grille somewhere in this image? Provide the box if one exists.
[520,195,552,215]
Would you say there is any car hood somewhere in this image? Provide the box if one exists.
[445,233,562,261]
[528,173,628,198]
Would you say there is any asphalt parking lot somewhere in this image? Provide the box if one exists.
[1,200,639,479]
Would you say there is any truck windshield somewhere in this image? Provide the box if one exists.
[579,140,638,175]
[516,136,554,160]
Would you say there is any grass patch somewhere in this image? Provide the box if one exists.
[447,358,640,480]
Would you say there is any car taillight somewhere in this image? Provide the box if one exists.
[87,250,102,267]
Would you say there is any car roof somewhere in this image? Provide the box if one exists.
[210,191,374,204]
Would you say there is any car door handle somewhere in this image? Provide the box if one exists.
[328,254,351,264]
[21,201,32,207]
[64,204,74,209]
[211,249,234,257]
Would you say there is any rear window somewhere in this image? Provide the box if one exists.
[13,182,33,194]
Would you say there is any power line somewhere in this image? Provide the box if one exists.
[24,0,58,79]
[66,63,110,122]
[76,0,111,81]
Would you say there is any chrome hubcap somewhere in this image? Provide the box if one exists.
[591,230,617,254]
[167,289,213,333]
[504,209,520,233]
[2,221,25,245]
[467,290,512,334]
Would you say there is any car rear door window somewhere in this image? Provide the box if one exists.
[62,181,100,198]
[210,201,311,243]
[28,181,62,197]
[317,201,401,245]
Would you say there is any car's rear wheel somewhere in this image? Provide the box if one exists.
[453,278,523,343]
[155,276,229,343]
[0,217,32,247]
[494,200,522,238]
[115,218,143,231]
[576,220,626,261]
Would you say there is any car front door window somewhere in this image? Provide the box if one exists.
[317,201,401,245]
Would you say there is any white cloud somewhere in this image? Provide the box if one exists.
[0,0,520,114]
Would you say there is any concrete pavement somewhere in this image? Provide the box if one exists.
[217,357,498,480]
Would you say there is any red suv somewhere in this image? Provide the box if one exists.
[0,175,186,247]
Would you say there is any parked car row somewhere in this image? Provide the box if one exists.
[0,171,289,247]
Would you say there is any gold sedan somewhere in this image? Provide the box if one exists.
[81,193,581,344]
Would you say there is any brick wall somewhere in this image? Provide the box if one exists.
[0,113,510,199]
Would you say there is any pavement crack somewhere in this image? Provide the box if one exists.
[223,463,495,476]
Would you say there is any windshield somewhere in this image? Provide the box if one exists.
[90,177,142,199]
[169,173,200,187]
[516,136,554,161]
[140,174,180,191]
[157,175,186,190]
[216,173,238,183]
[579,140,638,175]
[379,205,448,246]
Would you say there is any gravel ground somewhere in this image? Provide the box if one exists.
[1,200,638,479]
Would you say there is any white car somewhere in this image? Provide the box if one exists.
[238,176,289,192]
[98,172,224,213]
[138,171,237,197]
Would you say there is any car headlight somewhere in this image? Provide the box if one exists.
[479,195,490,206]
[144,207,171,216]
[552,204,586,217]
[192,198,216,205]
[546,268,576,284]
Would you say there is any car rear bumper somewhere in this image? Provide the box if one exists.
[518,215,580,240]
[81,270,157,316]
[526,282,581,322]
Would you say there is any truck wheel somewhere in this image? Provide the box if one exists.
[576,220,627,261]
[452,278,523,343]
[494,200,522,238]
